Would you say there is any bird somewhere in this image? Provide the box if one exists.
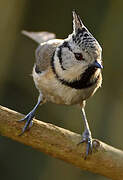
[20,10,103,158]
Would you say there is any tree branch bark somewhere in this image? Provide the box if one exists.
[0,105,123,180]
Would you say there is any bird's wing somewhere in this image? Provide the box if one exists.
[35,39,63,72]
[22,30,56,44]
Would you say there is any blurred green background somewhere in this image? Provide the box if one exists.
[0,0,123,179]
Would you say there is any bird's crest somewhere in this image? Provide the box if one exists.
[72,10,99,51]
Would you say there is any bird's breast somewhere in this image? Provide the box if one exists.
[33,66,102,105]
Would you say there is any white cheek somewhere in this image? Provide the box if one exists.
[83,51,91,63]
[62,52,75,69]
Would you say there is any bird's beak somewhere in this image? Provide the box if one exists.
[92,60,103,69]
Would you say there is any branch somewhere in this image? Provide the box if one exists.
[0,105,123,180]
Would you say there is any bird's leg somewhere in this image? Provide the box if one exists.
[19,93,44,135]
[79,107,93,158]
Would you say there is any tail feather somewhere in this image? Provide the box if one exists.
[22,30,56,44]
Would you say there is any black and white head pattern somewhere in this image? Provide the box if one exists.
[72,10,100,52]
[51,11,102,90]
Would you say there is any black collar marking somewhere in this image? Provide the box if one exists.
[51,53,99,90]
[57,41,72,70]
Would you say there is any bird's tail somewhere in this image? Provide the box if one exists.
[21,30,56,44]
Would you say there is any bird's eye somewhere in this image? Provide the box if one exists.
[74,53,84,61]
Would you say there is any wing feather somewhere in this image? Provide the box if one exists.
[35,39,63,72]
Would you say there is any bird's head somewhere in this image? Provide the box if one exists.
[53,11,103,88]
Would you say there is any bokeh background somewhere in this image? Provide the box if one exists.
[0,0,123,179]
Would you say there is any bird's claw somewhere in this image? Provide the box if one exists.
[78,130,93,159]
[18,111,35,136]
[78,137,93,159]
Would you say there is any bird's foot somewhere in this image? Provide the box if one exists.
[18,110,35,135]
[78,129,93,159]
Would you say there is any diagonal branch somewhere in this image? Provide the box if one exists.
[0,105,123,180]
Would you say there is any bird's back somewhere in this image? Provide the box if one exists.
[22,31,62,73]
[35,39,63,73]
